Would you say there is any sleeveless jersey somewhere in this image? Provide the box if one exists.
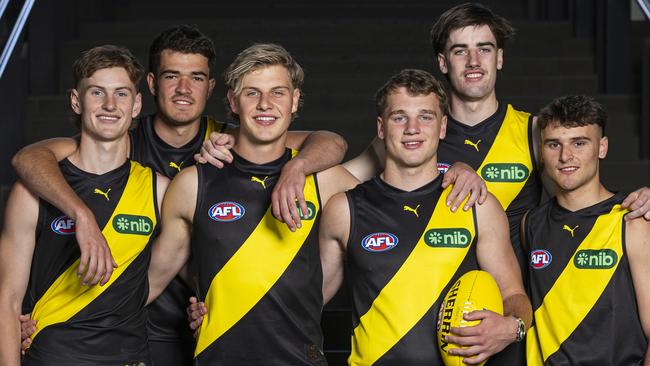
[346,175,478,365]
[23,159,159,365]
[130,114,228,346]
[191,149,326,365]
[438,103,541,269]
[524,193,647,365]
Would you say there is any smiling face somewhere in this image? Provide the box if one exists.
[147,50,215,126]
[377,87,447,169]
[71,67,141,142]
[437,24,503,103]
[227,64,300,145]
[541,122,607,194]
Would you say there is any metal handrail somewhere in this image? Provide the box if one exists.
[0,0,35,79]
[0,0,10,20]
[637,0,650,20]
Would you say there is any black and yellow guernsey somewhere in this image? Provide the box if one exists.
[191,148,326,365]
[438,103,540,268]
[525,193,647,365]
[130,115,227,351]
[23,159,158,365]
[346,174,478,365]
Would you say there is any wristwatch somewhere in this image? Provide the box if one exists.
[513,316,526,342]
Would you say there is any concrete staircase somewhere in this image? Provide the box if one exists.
[2,1,649,364]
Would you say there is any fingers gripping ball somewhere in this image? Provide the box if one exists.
[437,270,503,366]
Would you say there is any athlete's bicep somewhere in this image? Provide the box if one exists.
[317,165,360,206]
[319,192,350,304]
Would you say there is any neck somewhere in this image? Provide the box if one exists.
[233,133,287,165]
[556,179,613,212]
[381,158,439,192]
[448,91,499,126]
[153,113,202,148]
[68,133,129,174]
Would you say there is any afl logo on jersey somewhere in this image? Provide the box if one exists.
[437,162,451,174]
[208,202,245,222]
[530,249,552,269]
[51,215,76,235]
[361,232,399,252]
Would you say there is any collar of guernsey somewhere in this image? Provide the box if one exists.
[203,116,228,140]
[478,104,533,210]
[349,185,476,365]
[30,161,157,340]
[195,149,320,357]
[526,204,627,365]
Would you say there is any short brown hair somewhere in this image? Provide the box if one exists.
[538,95,607,136]
[73,45,144,88]
[430,3,515,55]
[224,43,304,121]
[375,69,448,117]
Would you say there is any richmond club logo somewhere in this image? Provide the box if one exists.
[361,232,399,252]
[51,215,76,235]
[531,249,552,269]
[208,202,245,222]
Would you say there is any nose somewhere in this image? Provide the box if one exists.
[466,48,480,68]
[404,117,420,135]
[103,94,116,111]
[175,76,191,94]
[559,145,573,163]
[257,92,271,110]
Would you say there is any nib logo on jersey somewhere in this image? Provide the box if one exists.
[296,201,317,220]
[51,215,76,235]
[113,214,153,235]
[425,228,472,248]
[209,201,245,222]
[574,249,618,269]
[480,163,529,182]
[361,232,399,252]
[530,249,552,269]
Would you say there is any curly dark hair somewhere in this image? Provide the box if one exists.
[149,24,216,76]
[538,95,607,136]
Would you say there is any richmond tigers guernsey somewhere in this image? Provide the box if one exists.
[191,149,326,365]
[438,103,541,270]
[346,175,478,365]
[23,159,158,365]
[524,193,646,365]
[130,114,227,352]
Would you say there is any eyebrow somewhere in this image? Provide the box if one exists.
[86,84,133,91]
[159,69,209,77]
[449,41,496,50]
[544,136,591,143]
[387,109,436,116]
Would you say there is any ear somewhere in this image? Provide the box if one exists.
[291,88,301,114]
[439,115,448,140]
[132,92,143,118]
[146,72,157,96]
[437,53,448,75]
[207,78,216,98]
[227,89,239,115]
[496,48,504,71]
[598,136,608,159]
[70,88,82,115]
[377,116,385,140]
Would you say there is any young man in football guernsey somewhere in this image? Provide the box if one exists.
[147,43,361,365]
[11,25,347,365]
[319,69,531,366]
[523,95,650,365]
[0,45,168,365]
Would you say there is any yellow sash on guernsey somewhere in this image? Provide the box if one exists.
[203,116,227,140]
[349,187,475,366]
[30,162,156,340]
[477,105,533,210]
[195,164,320,357]
[526,205,626,365]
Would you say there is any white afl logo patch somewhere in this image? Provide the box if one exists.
[51,215,76,235]
[208,202,245,222]
[361,232,399,252]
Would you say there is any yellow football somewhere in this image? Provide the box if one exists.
[437,270,503,366]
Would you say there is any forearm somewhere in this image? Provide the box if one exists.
[294,131,347,174]
[503,292,532,329]
[12,147,88,220]
[0,304,21,365]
